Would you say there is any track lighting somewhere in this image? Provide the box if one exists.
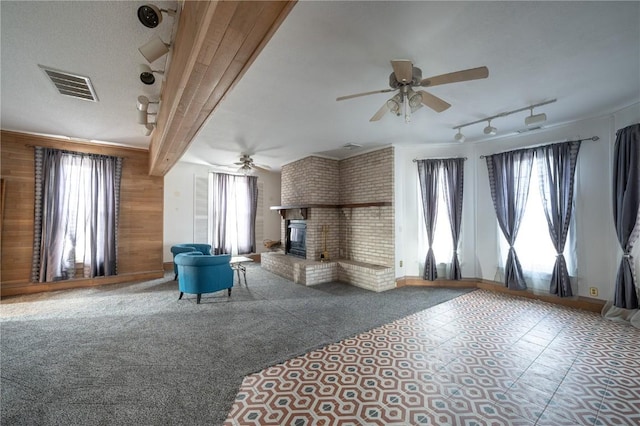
[138,36,171,63]
[136,95,158,112]
[453,99,556,141]
[483,119,497,136]
[137,4,176,28]
[136,96,159,126]
[142,123,155,136]
[139,64,163,85]
[525,108,547,126]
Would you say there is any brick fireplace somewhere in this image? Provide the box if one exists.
[262,148,396,292]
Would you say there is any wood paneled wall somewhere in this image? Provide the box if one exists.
[0,130,164,296]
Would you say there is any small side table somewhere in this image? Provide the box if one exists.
[230,256,253,286]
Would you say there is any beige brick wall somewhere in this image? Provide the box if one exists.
[339,147,394,204]
[339,147,394,268]
[339,206,394,267]
[281,156,339,205]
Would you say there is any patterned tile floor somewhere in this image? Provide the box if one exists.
[224,290,640,426]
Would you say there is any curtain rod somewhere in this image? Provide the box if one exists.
[479,136,599,159]
[412,156,467,162]
[25,144,133,159]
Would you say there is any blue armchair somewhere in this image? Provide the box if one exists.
[174,253,233,304]
[170,244,212,280]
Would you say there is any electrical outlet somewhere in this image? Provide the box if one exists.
[589,287,598,297]
[399,260,403,267]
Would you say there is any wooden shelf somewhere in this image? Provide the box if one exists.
[270,202,392,219]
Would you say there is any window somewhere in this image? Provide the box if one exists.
[208,172,258,255]
[418,172,454,275]
[32,148,122,282]
[416,158,464,280]
[497,158,577,291]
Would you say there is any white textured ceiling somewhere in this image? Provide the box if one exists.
[2,1,639,172]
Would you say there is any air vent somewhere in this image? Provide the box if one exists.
[39,65,98,102]
[342,143,362,150]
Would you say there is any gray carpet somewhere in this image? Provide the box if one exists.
[1,264,473,425]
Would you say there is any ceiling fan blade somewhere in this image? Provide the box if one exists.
[336,88,394,101]
[370,103,388,122]
[391,59,413,84]
[417,91,451,113]
[253,164,272,172]
[420,66,489,87]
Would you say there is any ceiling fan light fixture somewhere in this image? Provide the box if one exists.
[454,129,465,143]
[483,120,497,135]
[386,94,401,115]
[238,164,255,176]
[408,90,422,108]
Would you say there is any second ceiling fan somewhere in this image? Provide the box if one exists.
[336,60,488,122]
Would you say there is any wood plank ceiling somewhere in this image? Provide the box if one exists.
[149,0,297,176]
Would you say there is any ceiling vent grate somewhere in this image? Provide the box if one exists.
[39,65,98,102]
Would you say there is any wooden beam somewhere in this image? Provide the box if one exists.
[148,0,297,176]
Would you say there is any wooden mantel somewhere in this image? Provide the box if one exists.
[271,202,392,219]
[148,1,297,176]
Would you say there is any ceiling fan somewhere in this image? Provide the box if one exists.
[234,154,271,175]
[336,60,488,122]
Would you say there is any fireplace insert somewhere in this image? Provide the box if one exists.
[286,220,306,258]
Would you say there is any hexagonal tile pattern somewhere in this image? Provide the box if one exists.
[224,290,640,425]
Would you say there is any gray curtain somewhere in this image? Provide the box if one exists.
[240,175,258,254]
[486,149,534,290]
[417,160,439,280]
[441,158,464,279]
[212,173,232,254]
[612,123,640,309]
[536,141,581,297]
[32,147,122,282]
[212,173,258,255]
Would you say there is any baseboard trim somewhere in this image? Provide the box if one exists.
[396,276,606,313]
[1,270,165,298]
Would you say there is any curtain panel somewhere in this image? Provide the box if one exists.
[441,158,465,280]
[211,173,258,255]
[32,147,122,282]
[417,160,440,280]
[485,149,534,290]
[611,123,640,309]
[536,141,581,297]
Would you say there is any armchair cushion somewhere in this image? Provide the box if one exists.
[174,253,233,304]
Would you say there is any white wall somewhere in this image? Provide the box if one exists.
[395,103,639,301]
[163,162,282,262]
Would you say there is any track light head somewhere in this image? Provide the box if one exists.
[483,120,497,136]
[138,64,163,85]
[142,123,155,136]
[137,109,149,125]
[136,95,159,112]
[454,129,465,143]
[138,36,170,63]
[525,111,547,126]
[137,4,176,28]
[137,95,150,111]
